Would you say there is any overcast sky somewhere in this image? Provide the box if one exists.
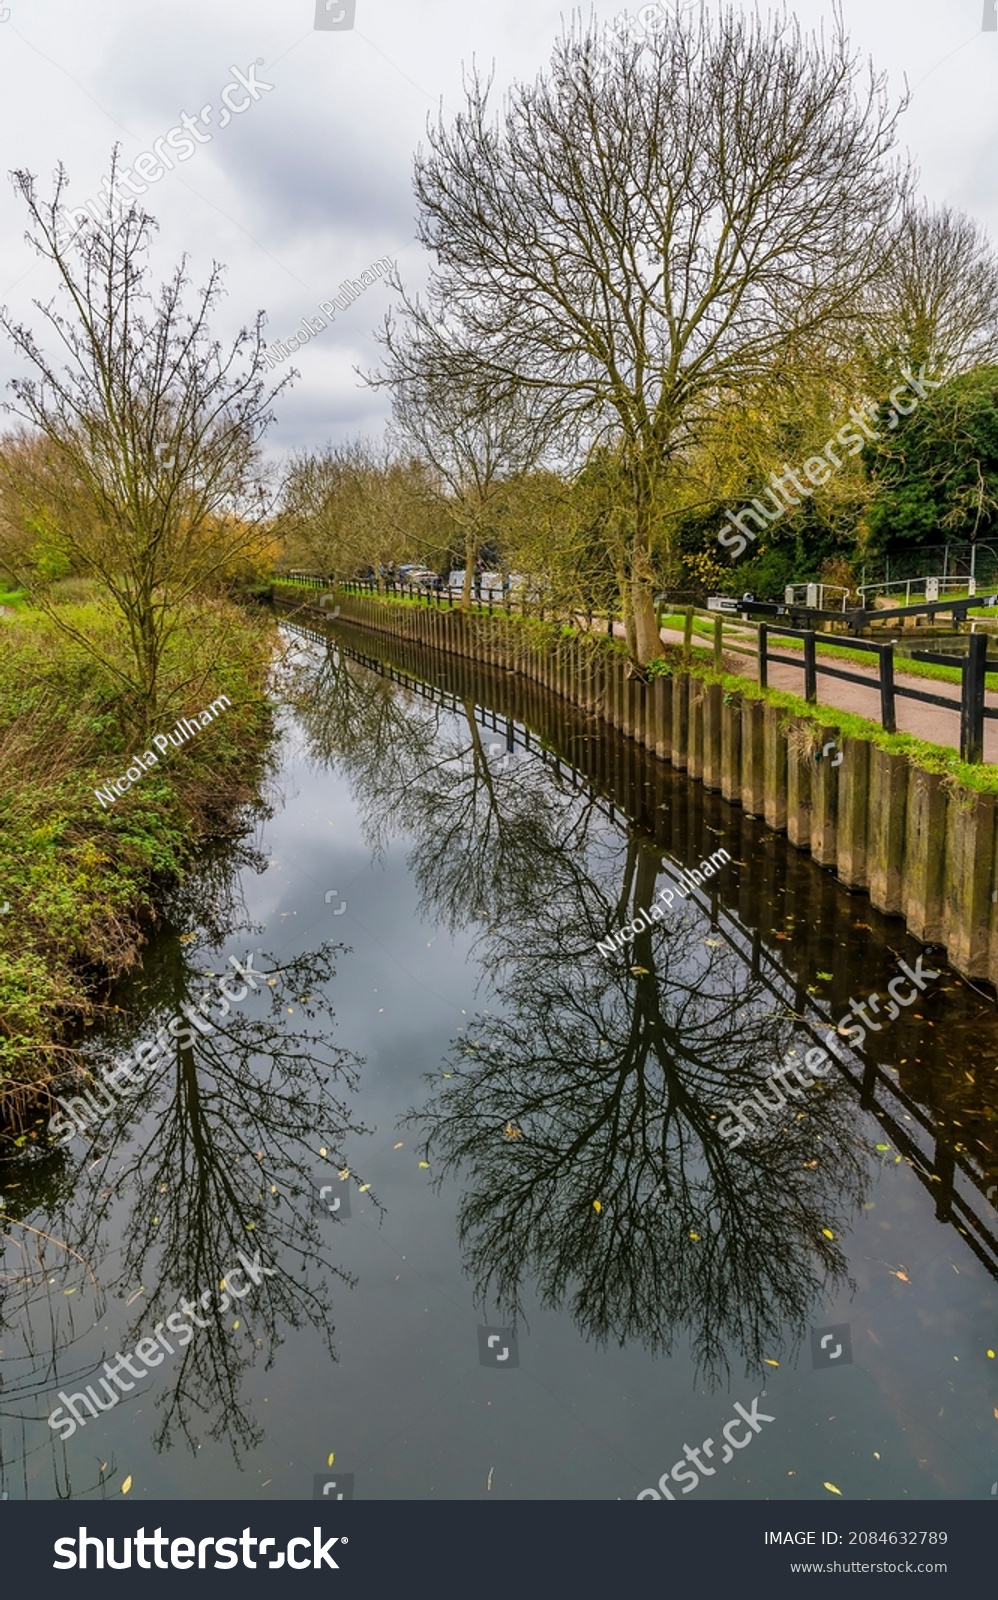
[0,0,994,465]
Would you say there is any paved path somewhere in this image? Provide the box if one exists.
[631,622,998,763]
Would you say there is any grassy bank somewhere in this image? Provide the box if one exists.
[645,643,998,794]
[0,589,277,1143]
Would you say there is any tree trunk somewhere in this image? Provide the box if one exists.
[631,577,662,665]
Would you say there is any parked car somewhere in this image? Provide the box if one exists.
[399,566,437,587]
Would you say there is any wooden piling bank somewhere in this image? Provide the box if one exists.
[293,589,997,985]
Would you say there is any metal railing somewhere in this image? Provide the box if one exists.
[857,576,978,607]
[783,583,851,612]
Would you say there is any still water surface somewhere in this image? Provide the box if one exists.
[2,615,997,1501]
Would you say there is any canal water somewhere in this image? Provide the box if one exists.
[2,611,997,1503]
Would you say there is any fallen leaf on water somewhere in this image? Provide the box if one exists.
[64,1287,76,1295]
[873,1452,880,1460]
[593,1200,602,1213]
[504,1122,523,1139]
[876,1143,890,1152]
[988,1349,996,1359]
[393,1142,404,1150]
[630,965,650,976]
[823,1482,842,1496]
[816,971,833,981]
[327,1452,335,1467]
[689,1230,700,1241]
[419,1161,430,1169]
[359,1183,371,1193]
[821,1228,835,1240]
[232,1320,240,1330]
[763,1359,779,1368]
[338,1167,350,1179]
[125,1288,145,1306]
[892,1270,909,1283]
[121,1476,133,1495]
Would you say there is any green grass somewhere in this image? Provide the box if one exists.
[657,610,998,693]
[0,596,276,1135]
[648,644,998,793]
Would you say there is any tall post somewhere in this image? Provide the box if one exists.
[803,630,817,703]
[683,605,694,662]
[961,630,987,763]
[880,642,896,734]
[713,615,723,673]
[758,623,768,689]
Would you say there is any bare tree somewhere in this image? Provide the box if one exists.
[863,200,998,380]
[278,438,440,588]
[0,155,290,728]
[401,6,909,659]
[371,320,556,608]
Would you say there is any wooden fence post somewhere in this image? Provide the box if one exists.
[961,631,987,763]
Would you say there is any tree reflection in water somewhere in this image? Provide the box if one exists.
[1,835,371,1490]
[288,634,871,1386]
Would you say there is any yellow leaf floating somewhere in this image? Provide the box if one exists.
[821,1228,835,1240]
[319,1147,327,1157]
[689,1231,700,1241]
[359,1183,371,1193]
[763,1359,779,1367]
[327,1452,335,1468]
[824,1482,842,1496]
[419,1161,430,1169]
[593,1200,602,1213]
[338,1168,350,1180]
[393,1142,403,1150]
[121,1476,133,1495]
[988,1350,996,1359]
